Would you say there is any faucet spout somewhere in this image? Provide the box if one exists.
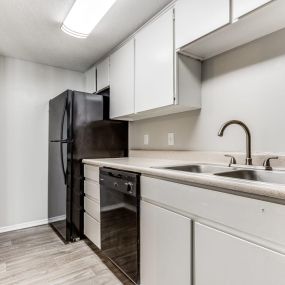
[218,120,252,165]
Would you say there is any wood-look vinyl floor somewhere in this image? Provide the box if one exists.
[0,225,133,285]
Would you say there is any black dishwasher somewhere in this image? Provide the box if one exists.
[100,168,140,284]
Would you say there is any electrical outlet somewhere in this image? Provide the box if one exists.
[144,134,149,145]
[168,133,175,146]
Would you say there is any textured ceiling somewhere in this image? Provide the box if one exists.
[0,0,172,72]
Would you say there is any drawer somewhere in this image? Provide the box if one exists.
[84,196,100,222]
[84,164,99,182]
[84,212,101,249]
[84,180,100,202]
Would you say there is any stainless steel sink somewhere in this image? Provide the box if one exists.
[156,164,231,174]
[215,169,285,185]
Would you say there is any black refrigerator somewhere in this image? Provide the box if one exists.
[48,90,128,242]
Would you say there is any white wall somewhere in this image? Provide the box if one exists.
[0,56,85,230]
[130,28,285,154]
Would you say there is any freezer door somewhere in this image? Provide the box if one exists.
[48,90,73,241]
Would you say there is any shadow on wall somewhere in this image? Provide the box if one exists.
[203,27,285,81]
[129,110,201,150]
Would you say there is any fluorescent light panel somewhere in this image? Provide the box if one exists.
[62,0,116,39]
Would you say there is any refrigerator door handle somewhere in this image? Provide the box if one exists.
[60,140,67,185]
[50,139,72,143]
[60,98,68,185]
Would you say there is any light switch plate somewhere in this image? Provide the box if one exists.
[144,134,149,145]
[168,133,175,146]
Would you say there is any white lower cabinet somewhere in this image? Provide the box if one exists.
[84,180,100,202]
[84,213,101,249]
[84,164,99,182]
[83,164,101,249]
[141,176,285,284]
[194,222,285,285]
[140,200,191,285]
[84,196,100,221]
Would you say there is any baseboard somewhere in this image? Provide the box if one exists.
[0,215,66,234]
[0,219,48,234]
[48,215,66,223]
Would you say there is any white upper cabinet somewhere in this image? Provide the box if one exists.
[84,65,96,93]
[140,201,191,285]
[96,57,109,92]
[180,0,284,60]
[195,222,285,285]
[175,0,230,49]
[97,7,201,120]
[110,39,135,119]
[135,9,174,113]
[233,0,272,20]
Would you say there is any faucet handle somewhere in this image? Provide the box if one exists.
[263,156,279,170]
[225,155,237,166]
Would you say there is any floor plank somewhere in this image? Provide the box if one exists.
[0,225,133,285]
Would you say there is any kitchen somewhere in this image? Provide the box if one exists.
[1,0,285,284]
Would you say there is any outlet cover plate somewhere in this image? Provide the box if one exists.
[144,134,149,145]
[168,133,175,146]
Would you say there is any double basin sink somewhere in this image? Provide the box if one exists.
[156,164,285,185]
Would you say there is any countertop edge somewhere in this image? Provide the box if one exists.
[82,158,285,203]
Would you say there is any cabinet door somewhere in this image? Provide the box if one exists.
[233,0,272,20]
[97,57,109,92]
[140,201,191,285]
[110,39,135,118]
[135,9,174,113]
[195,223,285,285]
[84,213,101,249]
[175,0,230,49]
[84,65,96,93]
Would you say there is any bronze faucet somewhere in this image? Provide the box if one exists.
[218,120,252,166]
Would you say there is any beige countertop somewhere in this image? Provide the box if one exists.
[82,157,285,203]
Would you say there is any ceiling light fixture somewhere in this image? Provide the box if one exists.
[61,0,116,39]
